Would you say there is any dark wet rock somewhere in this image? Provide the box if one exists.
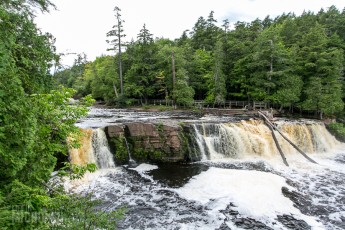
[216,222,231,230]
[219,203,273,230]
[233,218,273,230]
[282,187,313,214]
[335,154,345,164]
[135,199,146,206]
[277,215,311,230]
[148,162,209,188]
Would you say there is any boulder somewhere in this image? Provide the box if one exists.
[106,124,125,137]
[126,123,159,137]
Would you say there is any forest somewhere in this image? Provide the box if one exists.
[0,1,124,229]
[56,5,345,119]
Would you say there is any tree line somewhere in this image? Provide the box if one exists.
[56,6,345,119]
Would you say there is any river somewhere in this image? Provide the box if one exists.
[66,107,345,230]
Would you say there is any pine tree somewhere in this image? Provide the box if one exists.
[106,6,126,96]
[205,40,227,106]
[299,23,344,118]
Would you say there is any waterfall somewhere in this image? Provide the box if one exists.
[276,122,339,153]
[191,120,339,160]
[69,128,115,169]
[69,129,96,165]
[191,124,208,161]
[123,136,137,166]
[92,128,115,168]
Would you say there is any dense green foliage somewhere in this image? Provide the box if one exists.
[328,122,345,142]
[57,5,345,118]
[0,1,123,229]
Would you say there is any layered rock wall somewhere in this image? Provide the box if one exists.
[105,122,187,163]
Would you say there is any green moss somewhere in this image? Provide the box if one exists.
[109,136,128,164]
[132,148,164,162]
[177,121,185,127]
[178,126,201,162]
[156,122,164,133]
[133,148,149,161]
[151,150,163,161]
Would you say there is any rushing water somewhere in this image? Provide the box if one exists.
[66,108,345,230]
[70,128,115,169]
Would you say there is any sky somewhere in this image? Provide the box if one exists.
[35,0,345,67]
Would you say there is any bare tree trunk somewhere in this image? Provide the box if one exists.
[117,17,123,95]
[113,81,119,98]
[165,88,168,106]
[172,50,176,109]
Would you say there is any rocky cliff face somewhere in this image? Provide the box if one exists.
[105,122,187,164]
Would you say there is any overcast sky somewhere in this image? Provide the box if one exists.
[35,0,345,67]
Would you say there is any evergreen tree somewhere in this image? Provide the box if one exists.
[0,1,124,228]
[126,24,157,104]
[106,6,126,96]
[189,49,212,100]
[190,11,221,51]
[205,40,227,106]
[298,23,344,118]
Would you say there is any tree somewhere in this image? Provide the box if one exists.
[106,6,126,96]
[205,40,227,106]
[0,1,124,228]
[188,49,212,100]
[298,23,344,118]
[126,24,157,104]
[154,39,194,107]
[54,53,88,89]
[87,56,118,103]
[190,11,221,51]
[174,68,195,107]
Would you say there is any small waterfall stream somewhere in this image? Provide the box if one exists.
[123,136,137,167]
[191,124,208,161]
[92,128,115,168]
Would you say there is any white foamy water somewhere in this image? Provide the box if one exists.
[176,167,323,229]
[64,150,345,229]
[133,163,158,173]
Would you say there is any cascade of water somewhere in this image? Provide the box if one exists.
[276,122,339,154]
[92,128,116,169]
[191,124,208,160]
[192,120,339,160]
[69,128,115,169]
[123,136,137,166]
[69,129,97,166]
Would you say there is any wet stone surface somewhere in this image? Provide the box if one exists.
[220,204,274,230]
[277,215,311,230]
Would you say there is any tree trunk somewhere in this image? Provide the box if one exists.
[113,81,119,98]
[117,17,123,95]
[172,50,176,109]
